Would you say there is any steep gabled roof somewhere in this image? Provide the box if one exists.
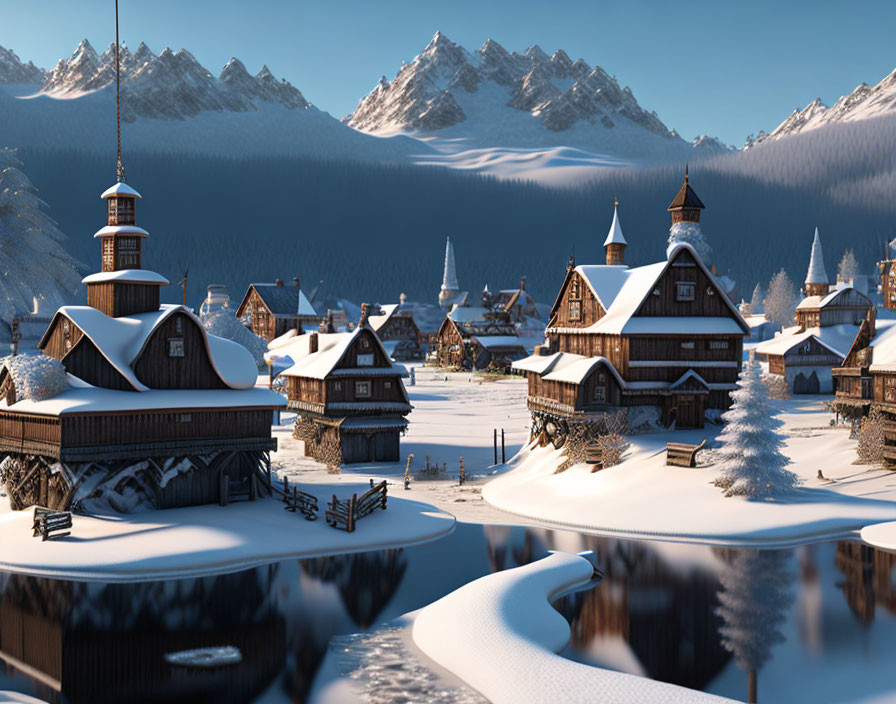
[241,283,318,318]
[795,285,871,311]
[560,243,749,336]
[38,304,257,391]
[755,323,860,359]
[603,205,627,246]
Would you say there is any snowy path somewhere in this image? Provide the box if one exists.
[412,552,737,704]
[484,397,896,546]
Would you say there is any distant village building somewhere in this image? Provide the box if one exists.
[879,242,896,310]
[0,180,285,512]
[236,279,318,341]
[435,303,528,372]
[512,176,749,437]
[368,296,424,361]
[267,305,411,465]
[756,229,872,394]
[438,237,468,312]
[490,276,545,329]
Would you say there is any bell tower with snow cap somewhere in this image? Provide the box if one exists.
[82,0,168,318]
[604,199,627,266]
[667,164,705,224]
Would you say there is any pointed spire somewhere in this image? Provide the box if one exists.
[603,201,627,247]
[114,0,125,183]
[441,236,459,292]
[806,226,828,286]
[567,245,576,271]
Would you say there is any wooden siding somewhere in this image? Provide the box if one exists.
[60,409,272,448]
[377,315,420,342]
[768,354,786,376]
[326,377,406,404]
[41,317,84,361]
[287,377,325,404]
[782,336,842,366]
[335,328,392,370]
[132,312,227,389]
[87,282,159,318]
[550,270,605,329]
[62,335,134,391]
[634,249,733,318]
[0,412,62,447]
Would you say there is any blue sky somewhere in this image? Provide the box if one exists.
[3,0,896,145]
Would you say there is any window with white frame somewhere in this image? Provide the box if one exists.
[676,282,695,301]
[355,380,371,398]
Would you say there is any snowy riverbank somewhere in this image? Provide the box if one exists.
[412,552,737,704]
[483,397,896,547]
[0,488,453,582]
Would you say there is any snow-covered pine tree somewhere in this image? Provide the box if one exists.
[200,306,268,369]
[667,221,712,264]
[837,249,859,281]
[856,406,885,464]
[0,149,84,322]
[764,269,797,327]
[713,359,799,498]
[716,548,793,703]
[749,283,764,315]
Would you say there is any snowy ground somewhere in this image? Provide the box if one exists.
[412,552,736,704]
[0,491,453,582]
[271,365,535,526]
[484,396,896,546]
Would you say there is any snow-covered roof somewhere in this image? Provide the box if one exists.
[795,285,869,311]
[0,354,69,401]
[1,383,284,417]
[101,182,142,199]
[513,352,626,387]
[755,323,859,358]
[340,416,409,431]
[602,205,627,247]
[866,320,896,371]
[82,269,169,286]
[805,227,828,285]
[247,283,317,317]
[268,328,407,381]
[448,305,489,323]
[566,243,748,336]
[472,335,527,350]
[39,304,258,392]
[93,224,150,238]
[368,304,398,331]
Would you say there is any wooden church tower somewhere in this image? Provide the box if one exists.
[603,200,627,266]
[667,165,705,224]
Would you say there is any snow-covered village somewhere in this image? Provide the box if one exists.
[6,2,896,703]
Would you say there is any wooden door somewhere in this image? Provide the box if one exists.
[675,395,704,429]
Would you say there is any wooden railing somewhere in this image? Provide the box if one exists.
[326,480,387,532]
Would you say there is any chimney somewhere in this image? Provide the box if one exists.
[308,331,318,354]
[359,303,370,328]
[275,278,283,287]
[520,275,526,291]
[293,277,301,287]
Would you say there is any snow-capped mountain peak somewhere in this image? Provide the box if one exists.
[0,45,44,85]
[34,39,310,120]
[746,66,896,147]
[346,31,681,154]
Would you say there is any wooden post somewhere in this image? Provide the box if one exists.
[404,453,413,490]
[501,428,506,463]
[747,670,756,703]
[459,456,465,486]
[493,428,498,465]
[348,494,357,533]
[249,474,257,502]
[283,476,289,495]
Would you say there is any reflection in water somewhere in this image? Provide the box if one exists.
[714,548,794,703]
[0,530,895,703]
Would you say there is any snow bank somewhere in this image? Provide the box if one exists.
[860,521,896,551]
[484,398,896,546]
[412,552,735,704]
[0,354,69,401]
[0,488,454,582]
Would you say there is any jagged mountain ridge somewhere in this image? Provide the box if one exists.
[348,31,680,144]
[746,67,896,147]
[39,38,309,121]
[0,45,45,84]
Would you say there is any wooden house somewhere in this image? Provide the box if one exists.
[435,306,528,372]
[367,300,424,361]
[0,181,285,512]
[236,280,319,341]
[880,258,896,310]
[491,277,543,327]
[266,308,411,465]
[832,318,896,464]
[512,184,749,438]
[756,228,871,394]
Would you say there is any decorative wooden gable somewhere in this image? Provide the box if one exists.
[670,371,711,394]
[548,269,605,328]
[437,316,463,345]
[634,247,740,322]
[842,318,875,369]
[335,328,393,372]
[132,311,228,390]
[580,361,622,407]
[39,314,134,391]
[783,335,843,361]
[0,368,16,405]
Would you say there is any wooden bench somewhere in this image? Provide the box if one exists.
[666,440,706,468]
[32,507,72,541]
[326,480,388,533]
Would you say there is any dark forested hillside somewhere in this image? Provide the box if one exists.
[17,133,896,311]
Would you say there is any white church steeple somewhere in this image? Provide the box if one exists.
[805,227,829,297]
